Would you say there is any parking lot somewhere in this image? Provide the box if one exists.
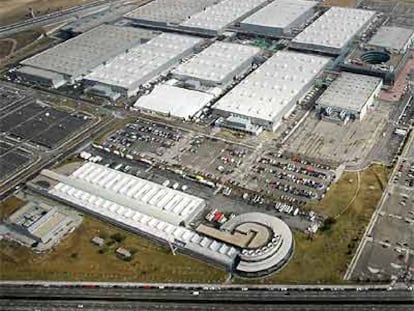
[178,135,252,179]
[0,141,33,182]
[85,148,315,232]
[351,135,414,283]
[0,85,26,112]
[398,96,413,128]
[100,118,255,183]
[102,118,187,159]
[242,151,335,205]
[284,104,391,166]
[0,101,92,149]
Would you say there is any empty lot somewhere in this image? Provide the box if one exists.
[0,0,95,26]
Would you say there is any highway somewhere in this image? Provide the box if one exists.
[0,284,413,310]
[0,0,115,37]
[1,300,412,311]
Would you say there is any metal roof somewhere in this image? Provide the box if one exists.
[180,0,268,33]
[292,7,376,52]
[46,162,239,266]
[46,162,205,226]
[172,41,260,84]
[134,84,214,118]
[125,0,220,25]
[316,72,382,112]
[241,0,317,30]
[16,66,65,83]
[21,25,152,78]
[368,26,414,51]
[85,33,204,93]
[213,51,330,122]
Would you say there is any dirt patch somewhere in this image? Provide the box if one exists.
[0,196,26,220]
[0,39,16,59]
[0,0,96,26]
[0,215,227,283]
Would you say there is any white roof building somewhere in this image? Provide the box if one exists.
[316,72,382,119]
[133,84,214,119]
[21,25,152,80]
[172,41,260,86]
[84,33,204,97]
[368,26,414,54]
[45,163,239,269]
[179,0,268,35]
[291,7,376,54]
[124,0,220,26]
[240,0,318,36]
[45,162,205,226]
[213,51,330,131]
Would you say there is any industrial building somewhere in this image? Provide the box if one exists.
[5,201,80,250]
[291,7,376,54]
[124,0,220,28]
[84,33,204,98]
[42,162,239,270]
[15,66,66,89]
[172,41,260,87]
[20,25,154,85]
[240,0,318,37]
[367,26,414,54]
[133,84,214,119]
[44,162,205,226]
[213,51,330,132]
[197,212,294,277]
[179,0,269,35]
[316,72,383,122]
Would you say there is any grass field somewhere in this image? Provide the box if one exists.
[0,28,44,61]
[1,165,389,284]
[236,164,390,284]
[0,215,227,283]
[0,0,96,26]
[0,196,26,220]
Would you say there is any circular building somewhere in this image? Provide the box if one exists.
[220,212,294,278]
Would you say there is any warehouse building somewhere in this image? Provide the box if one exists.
[367,26,414,54]
[213,51,330,132]
[291,7,376,54]
[171,41,260,87]
[124,0,220,28]
[15,66,66,88]
[133,84,214,119]
[43,162,239,270]
[179,0,269,35]
[240,0,318,37]
[19,25,154,85]
[84,33,204,98]
[6,201,80,250]
[316,72,382,123]
[44,162,205,226]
